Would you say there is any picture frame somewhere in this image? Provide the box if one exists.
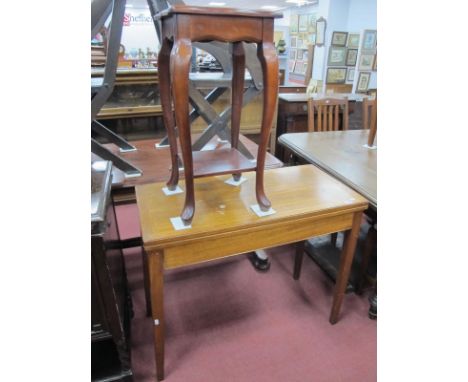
[359,53,375,71]
[294,60,306,75]
[290,37,297,48]
[346,49,358,66]
[346,68,355,83]
[356,71,371,92]
[326,67,347,84]
[307,14,317,33]
[299,14,308,32]
[289,49,297,60]
[315,17,326,47]
[373,53,377,71]
[297,39,304,49]
[296,49,304,60]
[290,15,299,34]
[362,29,377,50]
[288,60,296,73]
[347,33,360,49]
[331,31,348,46]
[327,46,347,66]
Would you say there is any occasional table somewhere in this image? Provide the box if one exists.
[136,165,368,380]
[156,5,281,223]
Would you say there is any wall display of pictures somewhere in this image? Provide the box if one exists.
[357,72,371,92]
[346,68,355,83]
[297,49,304,60]
[290,15,299,34]
[327,46,347,66]
[290,37,297,48]
[299,14,308,32]
[346,49,358,66]
[359,52,375,71]
[331,31,348,46]
[289,49,297,60]
[347,33,360,49]
[288,60,296,73]
[316,17,326,46]
[326,67,347,84]
[362,29,377,50]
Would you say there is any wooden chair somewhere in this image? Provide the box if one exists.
[307,97,349,132]
[362,97,376,130]
[307,97,349,246]
[367,95,377,146]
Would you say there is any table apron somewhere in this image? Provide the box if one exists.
[157,212,356,269]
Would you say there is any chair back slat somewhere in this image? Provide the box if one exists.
[307,97,349,132]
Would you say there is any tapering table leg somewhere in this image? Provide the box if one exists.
[231,42,245,182]
[329,211,363,324]
[256,40,278,211]
[158,38,179,190]
[293,241,305,280]
[171,39,195,223]
[148,250,165,381]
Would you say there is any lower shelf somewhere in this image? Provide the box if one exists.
[192,148,257,178]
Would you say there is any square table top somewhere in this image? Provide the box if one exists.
[136,164,368,249]
[278,130,377,209]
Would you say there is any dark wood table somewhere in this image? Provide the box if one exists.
[278,129,377,316]
[136,164,368,380]
[275,93,369,162]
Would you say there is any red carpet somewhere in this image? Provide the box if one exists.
[116,204,376,382]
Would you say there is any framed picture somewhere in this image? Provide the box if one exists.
[362,29,377,50]
[346,68,355,83]
[327,46,347,66]
[297,39,304,48]
[331,31,348,46]
[316,17,326,47]
[346,49,358,66]
[359,53,375,71]
[288,60,296,73]
[299,14,308,32]
[290,15,299,34]
[294,60,306,75]
[357,72,371,92]
[347,33,360,49]
[326,67,347,84]
[289,49,297,60]
[307,14,317,33]
[373,53,377,71]
[297,49,304,60]
[290,37,297,48]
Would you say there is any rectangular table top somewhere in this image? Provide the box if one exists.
[278,130,377,209]
[279,93,369,103]
[136,164,367,249]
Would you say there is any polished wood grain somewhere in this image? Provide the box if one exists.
[158,5,280,223]
[361,97,376,130]
[104,135,283,204]
[307,97,349,132]
[278,130,377,209]
[137,164,367,379]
